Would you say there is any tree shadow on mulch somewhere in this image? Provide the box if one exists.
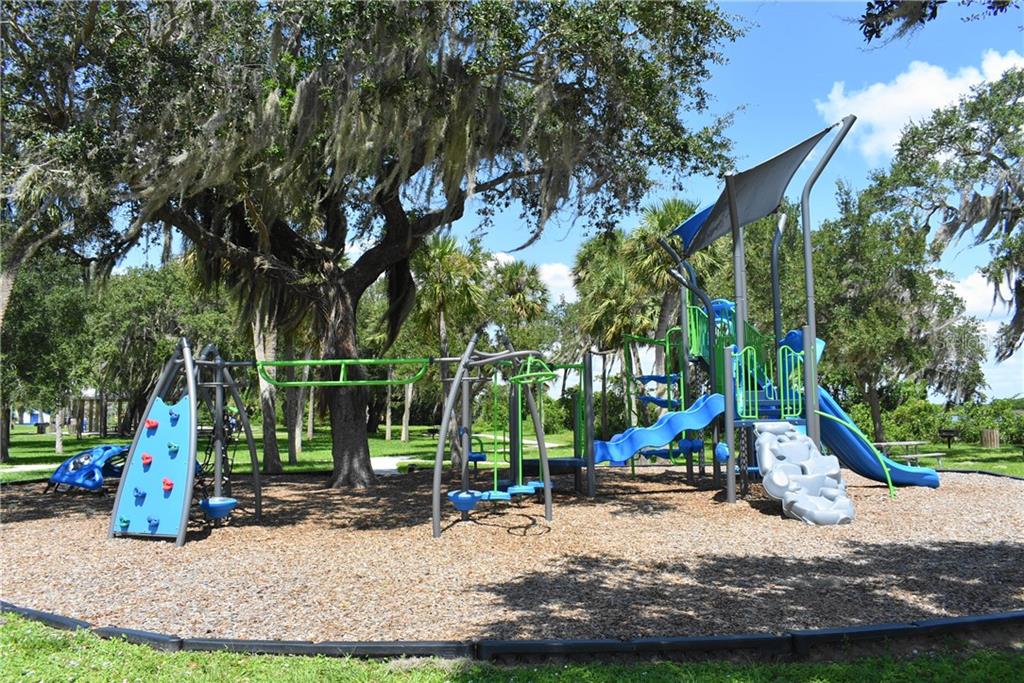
[468,540,1024,641]
[2,466,752,533]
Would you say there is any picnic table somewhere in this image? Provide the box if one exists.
[873,440,944,467]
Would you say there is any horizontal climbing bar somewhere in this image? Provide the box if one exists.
[256,358,431,388]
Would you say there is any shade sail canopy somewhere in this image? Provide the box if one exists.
[673,124,835,255]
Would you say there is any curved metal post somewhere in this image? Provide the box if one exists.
[460,375,472,521]
[771,212,787,348]
[658,238,719,395]
[802,115,856,448]
[521,385,553,522]
[431,334,480,538]
[221,364,262,521]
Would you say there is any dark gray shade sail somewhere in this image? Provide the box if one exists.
[674,124,836,255]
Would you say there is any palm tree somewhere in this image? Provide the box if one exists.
[492,260,550,348]
[411,234,488,366]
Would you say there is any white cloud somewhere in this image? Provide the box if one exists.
[817,49,1024,163]
[488,251,515,269]
[951,272,1013,320]
[538,262,577,303]
[946,272,1021,398]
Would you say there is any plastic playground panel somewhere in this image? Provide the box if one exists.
[48,444,129,492]
[111,396,196,539]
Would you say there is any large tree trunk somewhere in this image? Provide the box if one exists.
[74,399,84,439]
[323,283,375,488]
[865,382,885,442]
[0,402,11,462]
[53,406,64,455]
[0,257,22,333]
[401,382,414,442]
[253,317,283,474]
[161,221,174,264]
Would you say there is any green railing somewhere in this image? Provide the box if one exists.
[777,346,804,419]
[687,305,710,360]
[256,357,431,388]
[733,346,760,420]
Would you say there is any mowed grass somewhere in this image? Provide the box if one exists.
[3,614,1024,683]
[3,422,1020,483]
[0,424,579,483]
[896,442,1024,478]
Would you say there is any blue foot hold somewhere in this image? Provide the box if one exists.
[481,490,511,502]
[447,490,483,512]
[200,496,238,520]
[507,484,535,496]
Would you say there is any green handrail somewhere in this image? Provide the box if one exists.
[509,356,557,385]
[256,357,431,388]
[733,346,759,420]
[777,346,804,419]
[815,409,896,499]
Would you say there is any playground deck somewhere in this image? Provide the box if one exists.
[2,470,1022,642]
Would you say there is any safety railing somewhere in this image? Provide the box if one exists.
[777,346,804,419]
[687,305,710,360]
[733,346,760,420]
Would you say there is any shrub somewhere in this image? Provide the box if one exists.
[882,399,943,442]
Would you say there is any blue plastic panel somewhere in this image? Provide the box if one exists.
[112,397,195,538]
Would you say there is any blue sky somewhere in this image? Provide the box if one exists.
[129,2,1023,398]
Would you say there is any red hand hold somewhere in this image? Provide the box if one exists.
[145,419,159,429]
[162,477,173,492]
[141,453,153,467]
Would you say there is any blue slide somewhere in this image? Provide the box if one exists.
[818,386,940,488]
[595,393,725,465]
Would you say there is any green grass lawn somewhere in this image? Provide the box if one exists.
[0,423,579,484]
[896,442,1024,478]
[3,422,1020,484]
[2,614,1022,683]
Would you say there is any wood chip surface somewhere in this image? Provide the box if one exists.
[2,469,1023,642]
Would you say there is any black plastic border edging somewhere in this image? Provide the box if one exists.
[936,468,1024,481]
[4,600,1024,662]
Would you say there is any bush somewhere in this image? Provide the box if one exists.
[882,399,943,442]
[957,401,1024,444]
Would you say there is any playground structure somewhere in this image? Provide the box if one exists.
[594,113,941,524]
[99,115,945,539]
[108,339,262,546]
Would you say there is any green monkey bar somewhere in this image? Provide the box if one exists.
[256,357,432,388]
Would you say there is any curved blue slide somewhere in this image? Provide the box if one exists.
[818,387,940,488]
[595,393,725,465]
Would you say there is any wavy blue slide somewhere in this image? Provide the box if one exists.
[818,387,940,488]
[595,393,725,465]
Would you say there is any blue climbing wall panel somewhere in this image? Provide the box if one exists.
[111,396,194,540]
